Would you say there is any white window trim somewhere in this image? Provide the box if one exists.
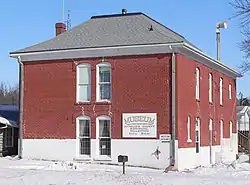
[94,115,112,161]
[209,119,213,131]
[196,68,200,100]
[219,77,223,105]
[209,73,213,103]
[96,63,112,102]
[76,115,91,160]
[187,116,192,143]
[76,64,91,103]
[5,127,14,148]
[229,84,232,100]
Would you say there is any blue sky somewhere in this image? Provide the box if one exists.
[1,0,249,96]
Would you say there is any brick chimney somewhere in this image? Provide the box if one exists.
[55,23,66,36]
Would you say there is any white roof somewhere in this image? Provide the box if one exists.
[0,116,18,128]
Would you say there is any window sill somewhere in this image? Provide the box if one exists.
[94,156,112,161]
[187,139,192,143]
[74,156,91,161]
[75,101,91,105]
[196,99,200,102]
[95,101,111,105]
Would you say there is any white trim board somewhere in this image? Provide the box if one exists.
[10,42,241,79]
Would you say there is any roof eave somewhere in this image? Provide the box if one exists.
[182,43,242,78]
[9,42,242,79]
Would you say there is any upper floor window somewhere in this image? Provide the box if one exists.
[229,84,232,100]
[77,64,91,102]
[219,77,223,105]
[196,67,200,100]
[96,63,111,101]
[209,73,213,103]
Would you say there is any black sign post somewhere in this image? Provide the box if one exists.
[118,155,128,174]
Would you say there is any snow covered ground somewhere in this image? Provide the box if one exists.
[1,154,250,185]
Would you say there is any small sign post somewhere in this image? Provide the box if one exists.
[118,155,128,174]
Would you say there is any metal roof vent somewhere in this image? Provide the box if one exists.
[122,9,127,14]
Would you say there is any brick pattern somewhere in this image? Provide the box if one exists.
[176,54,236,148]
[23,54,172,139]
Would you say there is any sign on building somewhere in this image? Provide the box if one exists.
[159,134,171,143]
[122,113,157,138]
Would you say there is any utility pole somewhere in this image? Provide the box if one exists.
[216,21,227,62]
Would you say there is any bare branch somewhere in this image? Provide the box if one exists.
[231,0,250,73]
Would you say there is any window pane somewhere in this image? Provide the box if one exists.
[196,142,199,153]
[99,138,111,155]
[99,120,110,137]
[100,84,111,100]
[79,85,91,101]
[79,120,90,137]
[79,66,90,84]
[196,131,199,142]
[99,66,110,83]
[80,138,91,155]
[196,68,200,100]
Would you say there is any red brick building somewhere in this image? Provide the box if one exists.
[10,11,241,170]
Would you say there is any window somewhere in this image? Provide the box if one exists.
[229,121,233,150]
[220,120,224,146]
[77,64,91,102]
[209,119,213,145]
[196,68,200,100]
[5,127,13,147]
[97,116,111,156]
[187,116,192,142]
[229,84,232,100]
[209,73,213,103]
[219,77,223,105]
[229,121,233,138]
[96,63,111,101]
[195,118,200,153]
[77,116,91,156]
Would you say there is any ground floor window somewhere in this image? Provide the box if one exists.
[229,120,233,150]
[97,116,111,156]
[195,118,200,153]
[78,117,91,156]
[5,127,13,147]
[220,120,224,146]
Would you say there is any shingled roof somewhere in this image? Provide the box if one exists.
[11,12,197,54]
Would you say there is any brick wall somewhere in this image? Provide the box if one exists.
[176,54,237,148]
[22,54,172,139]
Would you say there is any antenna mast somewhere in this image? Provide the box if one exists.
[62,0,65,22]
[67,9,71,30]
